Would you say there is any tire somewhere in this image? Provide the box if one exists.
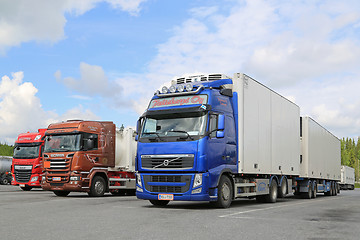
[334,182,338,196]
[88,176,106,197]
[53,190,70,197]
[312,182,317,199]
[21,186,33,191]
[265,180,278,203]
[149,200,170,206]
[214,175,233,208]
[2,178,9,185]
[278,178,287,198]
[302,181,312,199]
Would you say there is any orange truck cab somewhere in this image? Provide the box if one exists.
[41,120,136,197]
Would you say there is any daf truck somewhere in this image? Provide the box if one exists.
[339,165,355,190]
[135,73,341,208]
[12,129,46,190]
[41,120,136,197]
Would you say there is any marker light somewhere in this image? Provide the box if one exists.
[185,83,193,91]
[177,84,184,92]
[161,86,169,94]
[169,85,176,93]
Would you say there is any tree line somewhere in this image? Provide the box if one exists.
[0,143,14,156]
[341,137,360,181]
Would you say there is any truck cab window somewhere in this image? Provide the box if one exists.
[82,133,98,150]
[209,114,218,138]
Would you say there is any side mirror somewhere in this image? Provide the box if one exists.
[218,114,225,130]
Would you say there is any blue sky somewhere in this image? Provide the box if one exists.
[1,0,360,143]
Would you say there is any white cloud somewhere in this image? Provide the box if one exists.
[57,62,122,97]
[126,0,360,138]
[0,72,99,143]
[0,0,147,54]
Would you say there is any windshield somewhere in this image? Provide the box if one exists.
[44,134,81,152]
[140,112,207,141]
[13,145,40,159]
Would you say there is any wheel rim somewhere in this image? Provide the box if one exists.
[95,181,104,194]
[222,182,230,201]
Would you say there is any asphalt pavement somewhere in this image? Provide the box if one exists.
[1,185,360,240]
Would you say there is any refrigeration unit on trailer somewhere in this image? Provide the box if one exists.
[41,120,136,197]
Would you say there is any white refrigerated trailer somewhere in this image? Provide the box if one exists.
[298,116,341,198]
[227,74,341,203]
[340,165,355,190]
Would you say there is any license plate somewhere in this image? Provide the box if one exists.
[20,184,25,187]
[158,194,174,200]
[53,177,61,181]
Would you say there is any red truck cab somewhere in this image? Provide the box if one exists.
[12,129,46,191]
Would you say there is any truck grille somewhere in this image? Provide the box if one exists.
[48,158,70,170]
[141,154,194,169]
[14,169,32,183]
[143,175,191,193]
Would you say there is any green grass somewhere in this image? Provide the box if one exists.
[355,182,360,188]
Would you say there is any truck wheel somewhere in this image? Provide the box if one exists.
[53,190,70,197]
[214,175,233,208]
[312,182,317,199]
[302,181,312,199]
[334,183,338,196]
[149,200,170,206]
[21,186,33,191]
[265,180,278,203]
[278,178,287,198]
[89,176,106,197]
[2,178,9,185]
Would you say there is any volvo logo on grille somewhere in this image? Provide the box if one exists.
[153,157,181,169]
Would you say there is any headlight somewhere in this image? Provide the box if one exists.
[169,85,176,93]
[193,173,202,188]
[137,174,142,187]
[177,84,184,92]
[30,176,39,182]
[161,86,168,94]
[185,83,193,91]
[70,176,81,181]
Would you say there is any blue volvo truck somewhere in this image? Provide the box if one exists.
[135,73,340,208]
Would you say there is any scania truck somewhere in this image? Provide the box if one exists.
[135,73,341,208]
[12,129,46,190]
[41,120,136,197]
[339,165,355,190]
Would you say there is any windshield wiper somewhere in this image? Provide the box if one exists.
[167,130,194,140]
[143,132,164,142]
